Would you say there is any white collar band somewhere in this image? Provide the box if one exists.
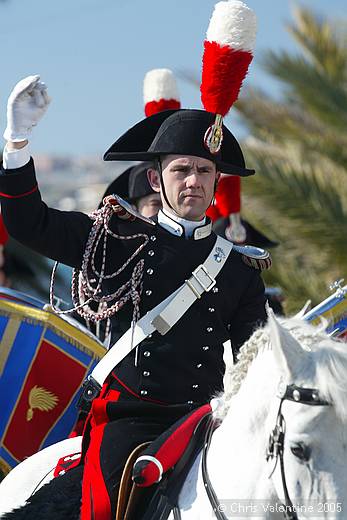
[158,209,212,240]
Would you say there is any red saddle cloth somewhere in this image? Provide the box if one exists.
[53,451,82,478]
[132,403,212,487]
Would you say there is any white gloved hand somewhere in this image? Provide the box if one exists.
[3,75,51,142]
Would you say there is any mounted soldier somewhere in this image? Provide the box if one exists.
[0,2,271,518]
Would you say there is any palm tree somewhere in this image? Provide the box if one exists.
[182,6,347,313]
[236,7,347,313]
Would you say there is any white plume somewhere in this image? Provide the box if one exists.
[143,68,180,103]
[206,0,257,51]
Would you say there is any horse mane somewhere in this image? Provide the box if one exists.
[214,317,347,422]
[212,324,268,420]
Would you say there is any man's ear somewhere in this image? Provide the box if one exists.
[147,169,161,193]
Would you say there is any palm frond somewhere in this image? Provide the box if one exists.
[236,90,347,169]
[288,7,347,82]
[262,52,347,129]
[240,174,342,314]
[242,142,347,272]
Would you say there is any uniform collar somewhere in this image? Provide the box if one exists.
[157,209,212,240]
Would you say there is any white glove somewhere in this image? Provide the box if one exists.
[3,75,51,142]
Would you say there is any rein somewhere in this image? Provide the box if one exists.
[201,415,229,520]
[172,414,226,520]
[197,383,329,520]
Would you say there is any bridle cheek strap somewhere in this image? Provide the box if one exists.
[266,383,329,520]
[266,399,298,520]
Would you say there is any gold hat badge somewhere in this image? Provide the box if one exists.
[27,385,59,421]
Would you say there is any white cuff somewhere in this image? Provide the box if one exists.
[2,144,30,170]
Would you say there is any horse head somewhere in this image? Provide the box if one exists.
[264,311,347,518]
[179,314,347,519]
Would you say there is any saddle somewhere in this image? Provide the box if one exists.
[116,442,150,520]
[116,404,212,520]
[53,405,212,519]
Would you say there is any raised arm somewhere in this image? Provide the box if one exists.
[0,75,93,268]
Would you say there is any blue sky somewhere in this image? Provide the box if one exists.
[1,0,345,155]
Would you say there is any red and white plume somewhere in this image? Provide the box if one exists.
[143,68,181,117]
[202,2,255,239]
[201,0,256,117]
[207,174,241,218]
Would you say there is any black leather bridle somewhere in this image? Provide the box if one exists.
[195,382,330,520]
[265,383,329,520]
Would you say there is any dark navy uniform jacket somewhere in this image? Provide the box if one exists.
[0,159,267,405]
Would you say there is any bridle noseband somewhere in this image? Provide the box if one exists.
[197,383,329,520]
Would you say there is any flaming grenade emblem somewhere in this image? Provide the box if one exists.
[27,385,59,421]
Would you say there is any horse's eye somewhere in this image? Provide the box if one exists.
[290,443,311,461]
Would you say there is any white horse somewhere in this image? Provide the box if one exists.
[170,311,347,519]
[0,436,81,517]
[2,312,347,519]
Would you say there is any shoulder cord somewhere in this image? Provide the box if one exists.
[49,199,149,325]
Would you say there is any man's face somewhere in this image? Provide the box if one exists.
[148,155,219,221]
[136,192,162,218]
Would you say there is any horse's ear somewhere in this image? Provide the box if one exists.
[293,299,311,318]
[267,307,305,381]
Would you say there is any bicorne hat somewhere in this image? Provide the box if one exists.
[103,109,254,177]
[104,1,257,177]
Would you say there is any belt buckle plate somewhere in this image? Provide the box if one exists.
[191,264,216,293]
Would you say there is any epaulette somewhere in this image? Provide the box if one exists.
[233,244,272,271]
